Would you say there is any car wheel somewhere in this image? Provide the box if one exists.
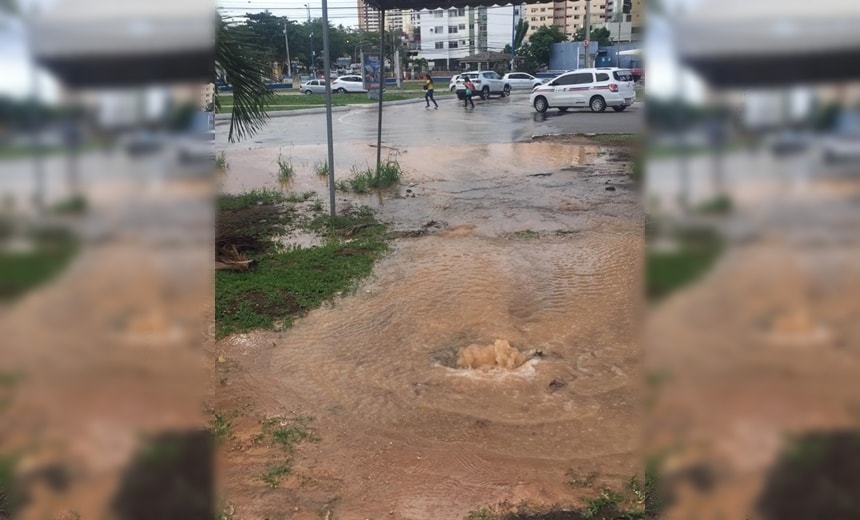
[481,87,489,100]
[559,107,569,113]
[612,105,627,112]
[503,85,511,96]
[533,83,542,89]
[337,87,347,94]
[589,95,607,113]
[303,90,312,95]
[533,96,548,113]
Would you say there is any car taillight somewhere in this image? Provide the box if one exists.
[608,83,618,92]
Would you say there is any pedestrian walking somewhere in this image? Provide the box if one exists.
[463,77,475,108]
[423,73,438,109]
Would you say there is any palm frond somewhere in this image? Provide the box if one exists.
[215,16,274,143]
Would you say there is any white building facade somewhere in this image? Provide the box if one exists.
[418,5,517,70]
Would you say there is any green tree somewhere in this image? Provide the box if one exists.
[514,19,529,50]
[572,26,612,46]
[519,24,567,71]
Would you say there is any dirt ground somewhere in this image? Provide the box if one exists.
[210,137,644,520]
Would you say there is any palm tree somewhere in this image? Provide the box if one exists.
[215,14,275,143]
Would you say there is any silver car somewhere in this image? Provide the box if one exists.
[300,79,328,94]
[502,72,544,91]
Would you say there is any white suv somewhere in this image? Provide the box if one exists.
[529,67,635,114]
[455,70,508,100]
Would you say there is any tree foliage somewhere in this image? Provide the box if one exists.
[518,25,567,72]
[572,26,612,46]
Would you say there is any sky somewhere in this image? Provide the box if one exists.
[217,0,361,29]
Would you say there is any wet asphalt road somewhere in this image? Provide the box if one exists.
[217,93,643,149]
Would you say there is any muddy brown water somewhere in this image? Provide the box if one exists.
[215,140,643,519]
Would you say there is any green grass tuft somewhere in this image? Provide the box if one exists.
[647,227,723,300]
[336,160,403,193]
[314,160,329,177]
[277,153,295,182]
[0,226,79,302]
[215,151,229,170]
[217,189,285,211]
[209,411,233,441]
[258,463,291,488]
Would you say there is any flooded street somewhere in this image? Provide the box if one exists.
[214,122,644,518]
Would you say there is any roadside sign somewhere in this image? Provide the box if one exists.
[362,51,381,92]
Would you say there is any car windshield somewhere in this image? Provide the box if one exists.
[613,70,633,81]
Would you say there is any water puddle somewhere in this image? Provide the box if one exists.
[214,139,643,519]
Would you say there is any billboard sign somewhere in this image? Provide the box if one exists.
[362,51,381,91]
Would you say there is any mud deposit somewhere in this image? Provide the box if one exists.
[212,139,643,519]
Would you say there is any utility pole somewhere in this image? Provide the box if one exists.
[510,5,516,72]
[584,0,591,68]
[283,18,292,81]
[305,4,315,77]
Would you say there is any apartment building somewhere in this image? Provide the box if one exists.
[357,0,381,32]
[524,0,611,39]
[418,6,516,70]
[522,0,644,42]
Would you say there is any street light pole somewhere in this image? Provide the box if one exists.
[283,18,292,81]
[584,0,591,68]
[305,4,315,77]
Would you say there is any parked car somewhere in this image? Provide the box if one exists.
[448,74,461,91]
[502,72,544,91]
[529,67,635,114]
[820,112,860,163]
[331,75,367,93]
[455,71,508,100]
[300,79,328,94]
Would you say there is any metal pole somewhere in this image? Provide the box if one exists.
[306,5,314,77]
[616,12,621,67]
[376,9,385,172]
[510,5,516,72]
[584,0,591,68]
[26,10,45,212]
[321,0,336,218]
[283,19,292,81]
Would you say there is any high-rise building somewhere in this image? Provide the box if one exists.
[523,0,612,39]
[603,0,644,42]
[418,6,518,71]
[357,0,380,32]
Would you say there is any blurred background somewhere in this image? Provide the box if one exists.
[0,1,214,519]
[644,0,860,518]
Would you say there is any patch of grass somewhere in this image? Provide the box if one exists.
[314,160,329,177]
[466,508,494,520]
[276,153,295,182]
[217,189,285,211]
[0,226,79,302]
[261,416,319,453]
[696,194,733,215]
[0,453,21,518]
[312,199,324,212]
[284,191,315,203]
[582,488,624,519]
[511,230,540,239]
[209,411,233,441]
[258,463,291,488]
[589,133,639,145]
[647,227,723,300]
[50,194,88,215]
[337,160,403,193]
[215,206,388,337]
[215,151,229,170]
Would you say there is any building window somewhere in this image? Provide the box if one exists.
[435,42,444,49]
[530,16,536,21]
[459,23,465,29]
[448,8,457,16]
[574,14,580,19]
[434,26,443,33]
[449,41,458,48]
[434,9,443,18]
[461,40,466,45]
[540,7,546,11]
[531,7,537,12]
[458,8,465,16]
[540,16,546,21]
[448,26,458,33]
